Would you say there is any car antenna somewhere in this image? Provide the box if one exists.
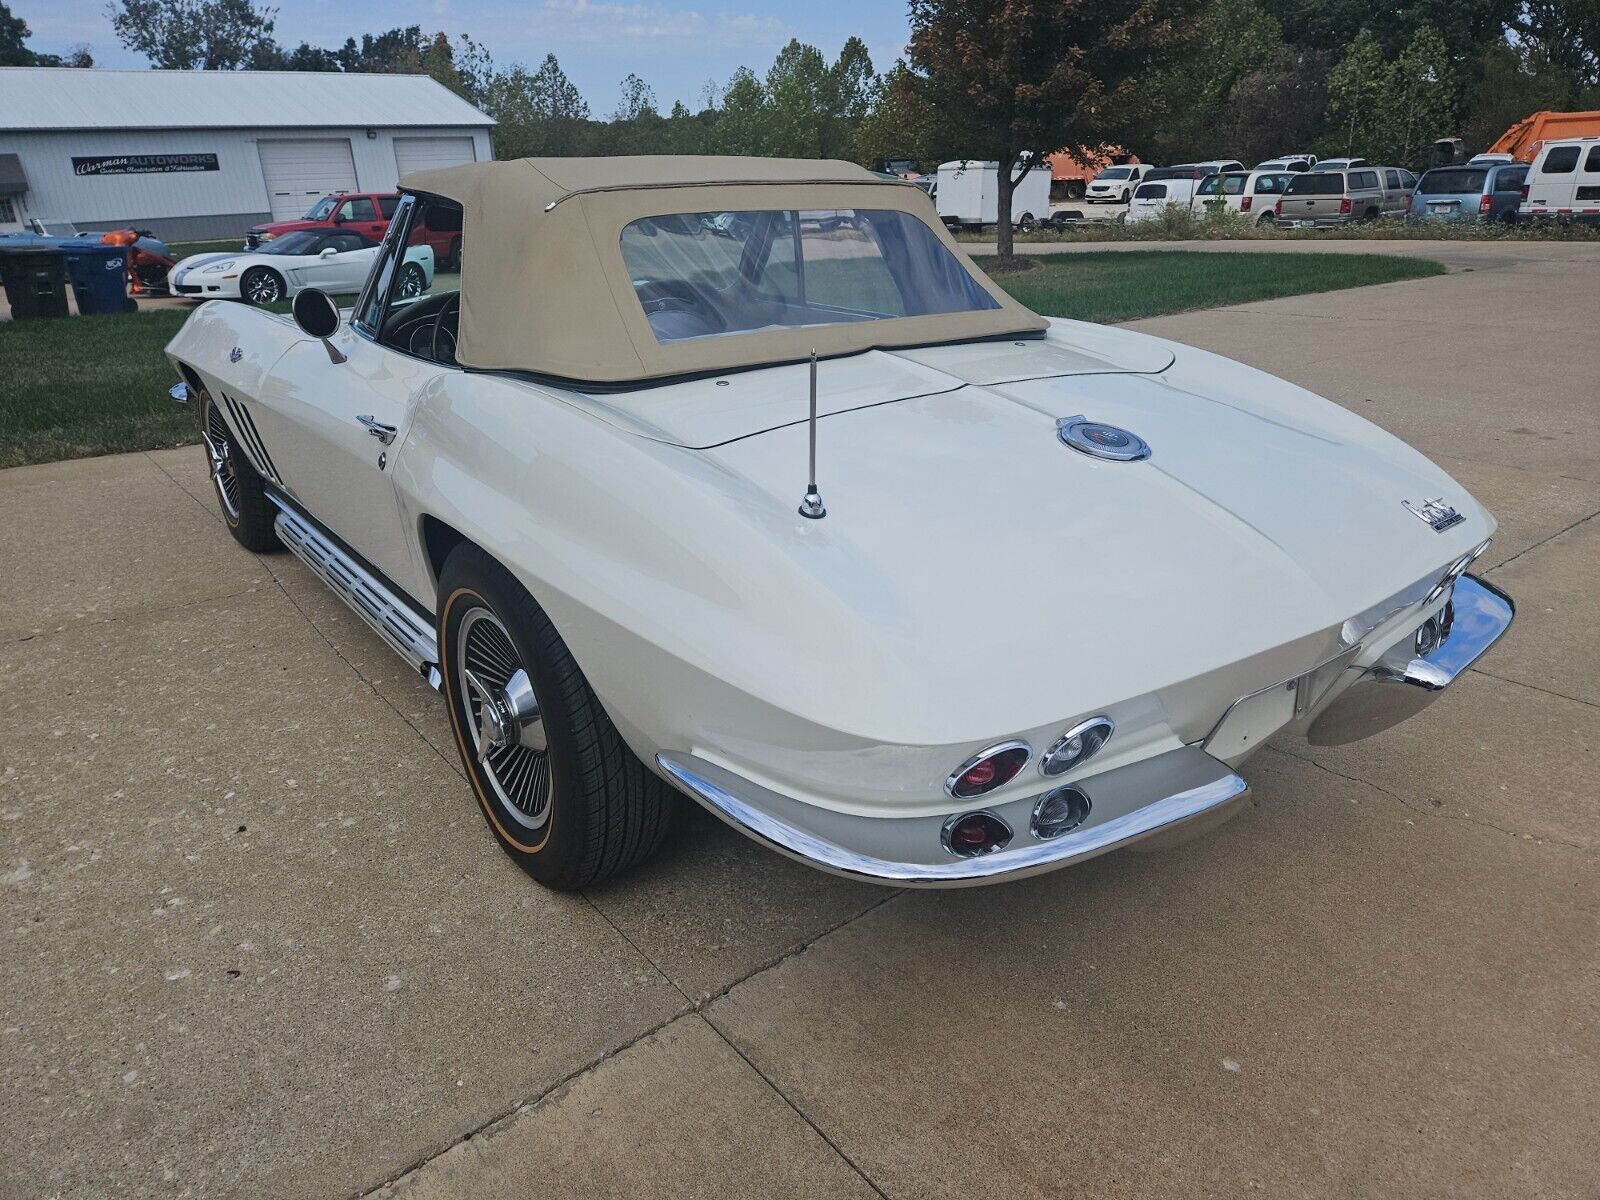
[799,349,826,520]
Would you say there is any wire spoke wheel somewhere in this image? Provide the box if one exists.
[456,606,551,830]
[202,402,241,520]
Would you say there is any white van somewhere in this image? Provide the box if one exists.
[1125,165,1212,221]
[935,160,1052,229]
[1519,138,1600,221]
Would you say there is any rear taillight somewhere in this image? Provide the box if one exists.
[1339,197,1352,214]
[1480,194,1493,214]
[1240,195,1253,211]
[946,741,1031,799]
[1520,184,1529,201]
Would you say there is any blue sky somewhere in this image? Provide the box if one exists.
[15,0,912,113]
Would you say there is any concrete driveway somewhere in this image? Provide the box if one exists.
[2,241,1596,1199]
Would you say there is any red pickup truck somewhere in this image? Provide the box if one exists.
[245,192,462,269]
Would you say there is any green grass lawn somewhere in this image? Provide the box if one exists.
[970,250,1443,324]
[0,249,1442,469]
[0,308,197,470]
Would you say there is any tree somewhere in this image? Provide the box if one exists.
[612,73,658,122]
[1,1,90,64]
[766,40,835,157]
[711,68,770,155]
[853,61,933,166]
[1140,0,1285,162]
[107,0,278,69]
[480,53,591,158]
[1381,25,1457,167]
[1512,0,1600,88]
[1214,48,1331,165]
[1,1,33,64]
[1325,27,1387,156]
[905,0,1204,264]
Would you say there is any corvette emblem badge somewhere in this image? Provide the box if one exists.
[1403,497,1464,532]
[1057,415,1151,462]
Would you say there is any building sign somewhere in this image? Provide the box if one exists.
[71,154,220,177]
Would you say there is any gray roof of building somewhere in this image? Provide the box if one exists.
[0,68,494,131]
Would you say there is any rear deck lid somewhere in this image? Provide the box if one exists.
[567,324,1173,448]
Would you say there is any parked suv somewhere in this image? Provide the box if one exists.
[1193,169,1294,223]
[1411,160,1526,223]
[245,193,396,248]
[1277,167,1411,226]
[1519,138,1600,222]
[245,192,463,269]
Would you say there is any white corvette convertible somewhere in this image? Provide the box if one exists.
[167,229,434,306]
[164,157,1512,889]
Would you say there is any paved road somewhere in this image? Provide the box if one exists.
[2,242,1596,1198]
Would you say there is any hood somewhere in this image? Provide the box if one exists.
[570,320,1174,449]
[690,350,1490,738]
[172,252,241,273]
[250,219,319,236]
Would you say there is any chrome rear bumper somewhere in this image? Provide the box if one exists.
[657,746,1247,888]
[1307,575,1513,746]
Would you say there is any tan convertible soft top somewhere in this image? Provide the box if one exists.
[398,156,1047,384]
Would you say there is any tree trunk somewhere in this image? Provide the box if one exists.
[995,154,1015,265]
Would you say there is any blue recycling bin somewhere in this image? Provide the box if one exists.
[59,239,136,314]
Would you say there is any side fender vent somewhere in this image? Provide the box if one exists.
[222,393,282,485]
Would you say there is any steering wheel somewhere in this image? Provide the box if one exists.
[432,293,461,365]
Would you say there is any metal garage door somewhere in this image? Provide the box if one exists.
[393,136,478,182]
[257,139,358,222]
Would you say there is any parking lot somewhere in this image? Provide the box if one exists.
[2,240,1597,1198]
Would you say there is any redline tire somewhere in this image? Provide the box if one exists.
[438,544,673,888]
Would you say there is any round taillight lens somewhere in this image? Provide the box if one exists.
[1032,786,1092,839]
[1039,717,1114,777]
[946,742,1031,799]
[942,811,1012,858]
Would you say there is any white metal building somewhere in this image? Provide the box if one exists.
[0,68,494,240]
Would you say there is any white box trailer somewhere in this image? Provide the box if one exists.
[935,160,1052,228]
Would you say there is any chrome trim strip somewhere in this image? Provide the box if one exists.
[1307,574,1513,746]
[268,495,442,690]
[656,749,1248,888]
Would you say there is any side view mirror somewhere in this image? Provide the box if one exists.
[319,246,338,259]
[332,212,346,224]
[292,288,346,364]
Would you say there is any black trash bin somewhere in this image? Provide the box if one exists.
[0,245,70,320]
[61,239,136,315]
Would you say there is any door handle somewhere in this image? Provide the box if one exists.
[357,415,396,445]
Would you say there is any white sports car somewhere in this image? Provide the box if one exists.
[168,229,434,306]
[164,157,1513,890]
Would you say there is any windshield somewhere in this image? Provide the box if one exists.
[619,208,999,344]
[303,197,338,221]
[1418,169,1488,195]
[262,231,323,255]
[1095,168,1132,180]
